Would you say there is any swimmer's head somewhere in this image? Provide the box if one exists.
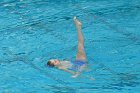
[47,59,60,67]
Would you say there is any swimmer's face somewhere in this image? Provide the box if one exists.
[47,59,60,67]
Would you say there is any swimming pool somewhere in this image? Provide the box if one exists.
[0,0,140,92]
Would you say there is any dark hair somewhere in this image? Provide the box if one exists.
[47,61,55,67]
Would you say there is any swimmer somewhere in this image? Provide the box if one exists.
[47,16,88,78]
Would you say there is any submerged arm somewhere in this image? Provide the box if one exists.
[58,67,76,75]
[58,67,94,79]
[59,67,81,78]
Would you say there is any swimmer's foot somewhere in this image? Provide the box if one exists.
[74,16,82,28]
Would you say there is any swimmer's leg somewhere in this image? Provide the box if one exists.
[74,16,87,62]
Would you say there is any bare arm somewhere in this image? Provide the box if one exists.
[58,67,95,79]
[58,67,82,78]
[58,67,76,75]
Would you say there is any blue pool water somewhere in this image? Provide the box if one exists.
[0,0,140,93]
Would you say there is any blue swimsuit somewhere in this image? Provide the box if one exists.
[68,60,87,72]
